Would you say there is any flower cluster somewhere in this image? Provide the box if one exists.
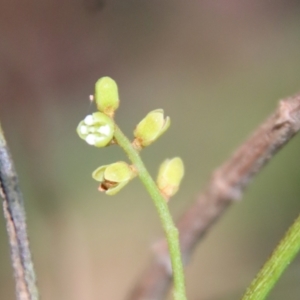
[76,76,184,199]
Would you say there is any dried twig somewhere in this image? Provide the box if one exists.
[127,94,300,300]
[0,124,39,300]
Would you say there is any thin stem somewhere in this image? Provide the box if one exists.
[0,123,39,300]
[241,213,300,300]
[114,125,187,300]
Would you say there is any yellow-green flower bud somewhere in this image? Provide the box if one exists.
[77,112,114,147]
[133,109,170,148]
[156,157,184,200]
[92,161,136,195]
[94,77,119,116]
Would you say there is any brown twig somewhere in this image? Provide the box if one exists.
[0,124,39,300]
[127,94,300,300]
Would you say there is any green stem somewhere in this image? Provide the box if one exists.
[241,214,300,300]
[114,125,187,300]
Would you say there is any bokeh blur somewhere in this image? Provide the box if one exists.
[1,1,300,299]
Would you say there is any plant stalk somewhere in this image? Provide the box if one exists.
[114,125,187,300]
[241,213,300,300]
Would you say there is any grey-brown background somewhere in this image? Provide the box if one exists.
[0,1,300,299]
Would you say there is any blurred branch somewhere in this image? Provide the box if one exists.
[127,93,300,300]
[0,124,39,300]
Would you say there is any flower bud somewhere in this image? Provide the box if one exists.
[133,109,170,148]
[94,77,119,116]
[92,161,136,195]
[156,157,184,200]
[77,112,114,147]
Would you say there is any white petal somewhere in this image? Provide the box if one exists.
[85,134,96,145]
[98,124,111,136]
[84,115,94,125]
[80,125,88,135]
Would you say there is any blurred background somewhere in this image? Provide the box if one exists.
[0,0,300,299]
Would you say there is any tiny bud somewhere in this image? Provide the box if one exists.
[156,157,184,200]
[92,161,136,195]
[94,77,119,116]
[133,109,170,148]
[77,112,115,147]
